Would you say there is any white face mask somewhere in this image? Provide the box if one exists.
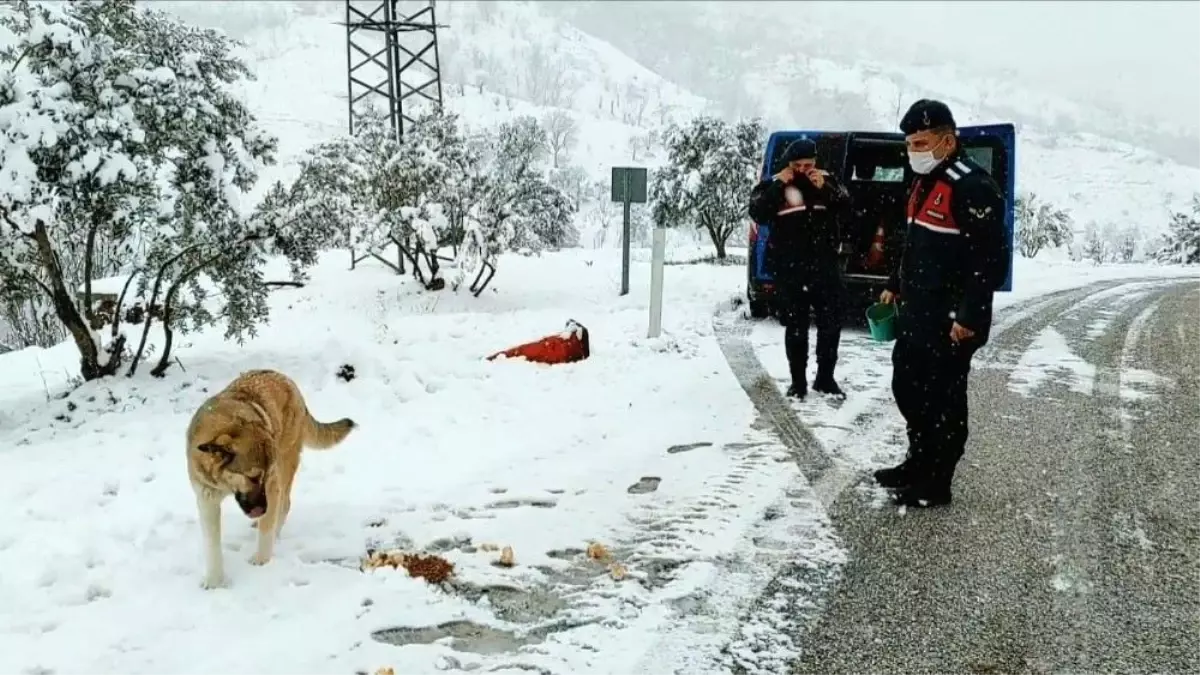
[908,150,940,175]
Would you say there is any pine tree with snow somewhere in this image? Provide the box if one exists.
[650,115,765,259]
[1155,194,1200,265]
[1015,191,1074,258]
[0,0,278,380]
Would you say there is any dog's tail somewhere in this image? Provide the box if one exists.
[303,410,356,450]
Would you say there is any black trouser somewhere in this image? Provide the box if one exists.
[777,269,843,382]
[890,292,986,487]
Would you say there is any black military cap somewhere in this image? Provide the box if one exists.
[899,99,957,135]
[781,138,817,162]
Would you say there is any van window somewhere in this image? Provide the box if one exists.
[964,146,995,175]
[847,138,908,183]
[852,165,905,182]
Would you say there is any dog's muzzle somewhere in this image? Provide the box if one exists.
[234,488,268,519]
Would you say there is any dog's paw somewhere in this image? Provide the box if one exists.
[200,574,228,590]
[248,551,272,566]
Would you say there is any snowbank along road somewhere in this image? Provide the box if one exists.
[712,278,1200,674]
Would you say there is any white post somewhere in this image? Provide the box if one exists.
[648,227,667,338]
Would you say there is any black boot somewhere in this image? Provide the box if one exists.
[890,482,953,508]
[890,463,954,508]
[786,378,807,399]
[873,458,916,489]
[812,365,845,399]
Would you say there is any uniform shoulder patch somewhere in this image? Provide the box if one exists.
[968,205,994,220]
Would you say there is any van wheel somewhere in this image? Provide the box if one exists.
[748,293,769,319]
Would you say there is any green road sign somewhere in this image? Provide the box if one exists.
[611,166,648,204]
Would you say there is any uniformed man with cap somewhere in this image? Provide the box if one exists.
[874,99,1011,508]
[748,138,851,400]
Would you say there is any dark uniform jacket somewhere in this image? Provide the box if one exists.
[887,151,1010,337]
[748,173,850,280]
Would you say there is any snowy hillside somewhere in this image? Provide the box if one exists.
[159,0,709,250]
[165,1,705,202]
[166,0,1195,247]
[162,0,1200,249]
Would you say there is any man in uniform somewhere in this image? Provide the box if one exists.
[874,99,1011,507]
[748,138,851,400]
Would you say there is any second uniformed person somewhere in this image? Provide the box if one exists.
[874,99,1011,507]
[748,138,850,400]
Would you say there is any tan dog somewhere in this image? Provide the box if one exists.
[186,369,355,589]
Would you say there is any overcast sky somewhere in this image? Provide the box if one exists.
[807,1,1200,133]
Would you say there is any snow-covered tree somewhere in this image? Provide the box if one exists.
[1081,222,1107,265]
[523,43,576,108]
[494,115,549,176]
[0,0,279,380]
[387,111,474,285]
[450,117,576,294]
[549,165,588,207]
[285,109,473,289]
[628,131,654,162]
[1015,191,1073,258]
[286,134,370,254]
[650,115,764,259]
[621,80,650,126]
[118,5,339,379]
[1116,226,1138,263]
[1155,193,1200,265]
[541,110,578,168]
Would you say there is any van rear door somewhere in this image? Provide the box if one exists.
[957,123,1017,292]
[841,132,909,283]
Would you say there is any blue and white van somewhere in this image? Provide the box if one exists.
[746,125,1016,319]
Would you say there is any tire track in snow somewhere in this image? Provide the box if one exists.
[600,308,857,671]
[673,290,1109,675]
[1039,291,1145,670]
[711,315,832,479]
[618,311,851,675]
[1003,280,1195,672]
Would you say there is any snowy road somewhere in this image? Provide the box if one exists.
[758,279,1200,674]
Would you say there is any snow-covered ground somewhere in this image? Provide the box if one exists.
[2,246,1197,674]
[0,247,801,674]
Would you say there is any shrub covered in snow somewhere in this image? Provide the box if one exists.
[1155,193,1200,265]
[276,110,576,296]
[1015,191,1074,259]
[450,115,578,294]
